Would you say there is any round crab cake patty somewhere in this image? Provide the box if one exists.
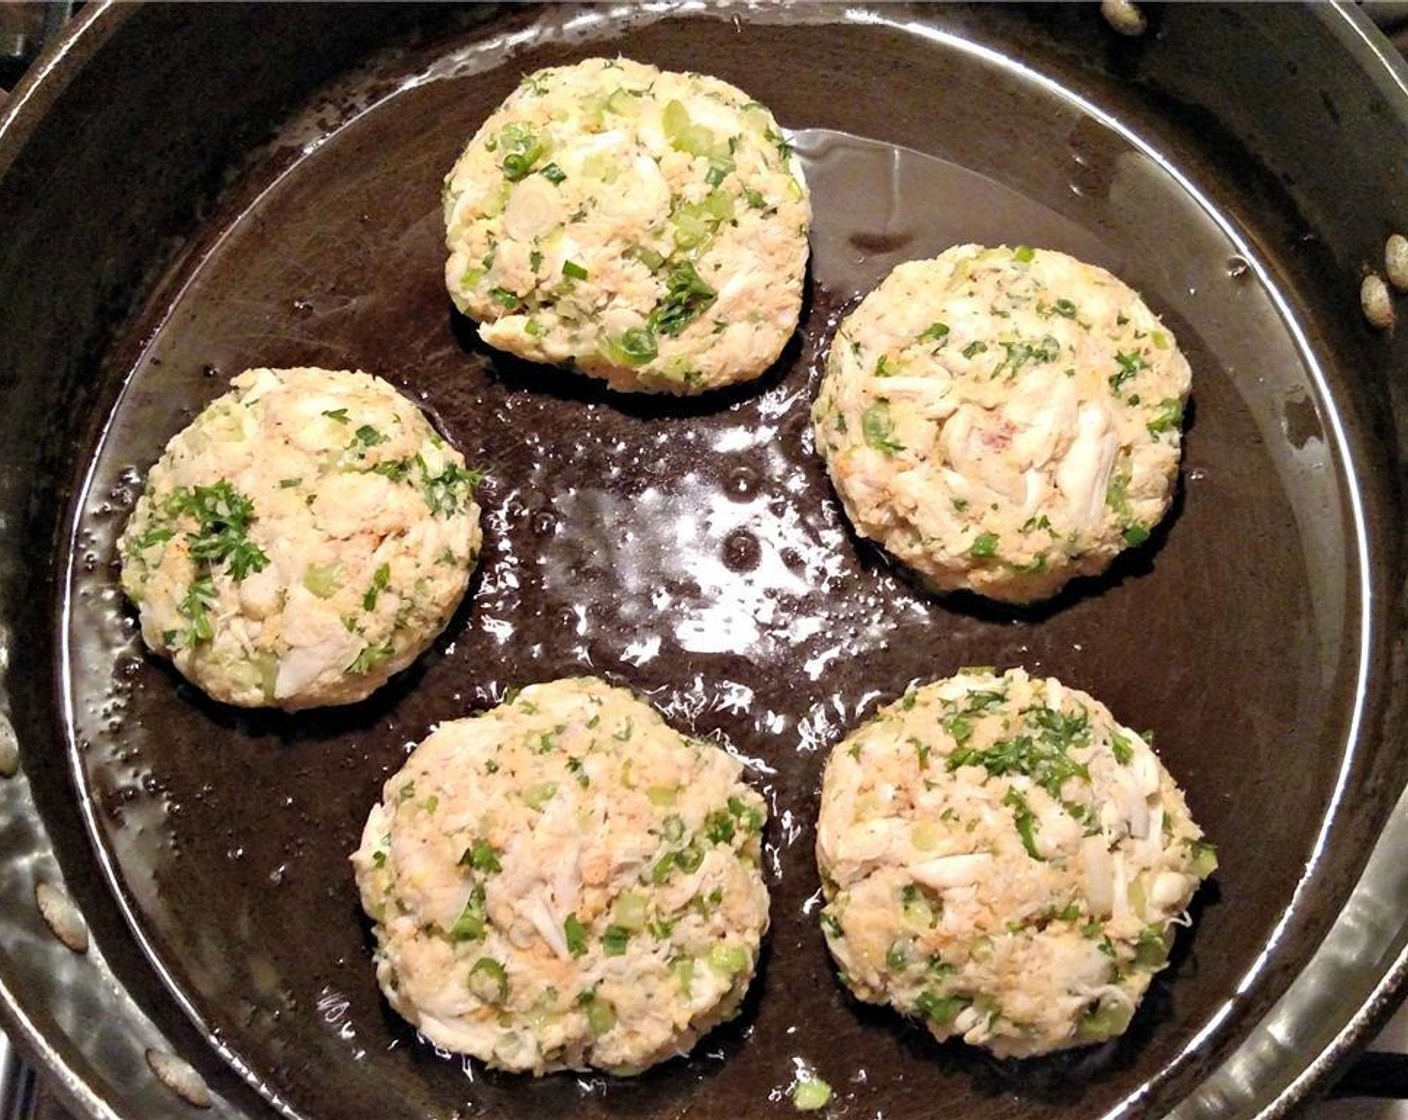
[815,668,1215,1058]
[443,57,810,395]
[351,677,771,1075]
[117,367,483,711]
[811,244,1192,603]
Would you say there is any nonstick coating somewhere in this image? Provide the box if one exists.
[4,5,1408,1120]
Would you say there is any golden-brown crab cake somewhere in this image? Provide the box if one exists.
[352,676,771,1075]
[443,57,810,395]
[117,367,482,710]
[815,667,1215,1058]
[812,245,1191,603]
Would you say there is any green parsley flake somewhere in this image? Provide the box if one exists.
[648,261,717,337]
[362,563,391,611]
[969,532,1000,558]
[164,480,270,581]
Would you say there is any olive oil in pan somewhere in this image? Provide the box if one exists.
[61,102,1335,1120]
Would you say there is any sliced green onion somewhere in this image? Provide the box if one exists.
[301,564,340,599]
[914,989,967,1025]
[564,913,588,957]
[584,993,616,1036]
[523,781,557,810]
[861,401,903,455]
[613,891,648,931]
[601,326,658,368]
[707,942,748,975]
[791,1077,833,1112]
[467,957,508,1003]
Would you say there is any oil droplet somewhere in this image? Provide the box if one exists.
[724,465,759,501]
[293,298,315,317]
[723,529,762,573]
[1226,256,1250,279]
[0,714,18,778]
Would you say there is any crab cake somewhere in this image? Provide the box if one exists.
[812,245,1191,604]
[815,668,1214,1058]
[351,677,771,1075]
[443,57,810,395]
[117,367,482,711]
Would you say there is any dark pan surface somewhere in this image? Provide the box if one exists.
[37,4,1399,1119]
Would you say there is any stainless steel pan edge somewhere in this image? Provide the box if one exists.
[0,4,1406,1119]
[1165,9,1408,1114]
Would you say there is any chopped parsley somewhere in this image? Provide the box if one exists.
[1109,350,1149,392]
[460,838,502,874]
[370,458,413,484]
[178,577,217,644]
[969,532,1000,559]
[421,460,484,517]
[993,335,1061,378]
[164,480,269,581]
[648,261,717,337]
[347,639,394,675]
[1105,464,1149,545]
[362,563,390,611]
[948,728,1089,800]
[1003,787,1041,859]
[351,425,386,454]
[561,259,588,281]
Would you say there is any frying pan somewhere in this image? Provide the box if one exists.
[2,3,1407,1118]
